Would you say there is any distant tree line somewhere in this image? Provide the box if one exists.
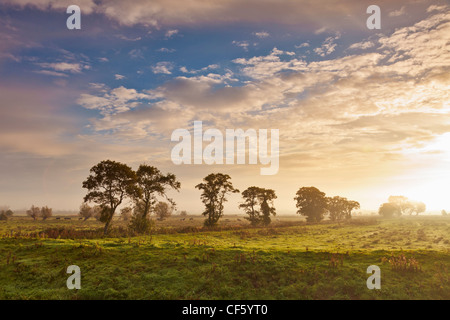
[80,160,433,234]
[294,187,360,223]
[24,205,53,220]
[0,208,14,221]
[378,196,426,218]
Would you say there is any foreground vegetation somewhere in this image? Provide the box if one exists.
[0,215,448,299]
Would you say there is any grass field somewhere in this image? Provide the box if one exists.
[0,215,448,299]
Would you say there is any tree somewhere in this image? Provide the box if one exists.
[92,205,103,221]
[412,202,426,215]
[386,196,426,216]
[294,187,328,223]
[154,202,172,220]
[120,207,133,221]
[27,205,41,220]
[327,197,360,221]
[378,202,401,218]
[196,173,239,227]
[343,200,360,220]
[135,164,180,218]
[82,160,141,234]
[240,186,277,225]
[327,196,345,221]
[41,206,52,220]
[0,209,13,221]
[388,196,409,215]
[259,189,277,225]
[128,212,154,234]
[79,203,93,221]
[240,187,259,225]
[179,210,188,217]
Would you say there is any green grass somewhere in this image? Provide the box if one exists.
[0,216,448,299]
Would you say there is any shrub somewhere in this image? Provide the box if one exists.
[128,214,154,235]
[120,207,132,221]
[382,254,421,272]
[154,202,173,220]
[180,210,188,217]
[41,206,53,220]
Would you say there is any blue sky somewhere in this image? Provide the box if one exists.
[1,0,449,213]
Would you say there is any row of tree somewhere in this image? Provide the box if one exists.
[0,208,14,221]
[194,176,361,226]
[79,201,175,222]
[294,187,360,223]
[378,196,426,217]
[81,160,363,234]
[195,173,278,227]
[26,205,53,220]
[82,160,180,234]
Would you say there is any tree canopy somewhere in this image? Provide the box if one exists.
[327,196,360,221]
[379,196,426,217]
[196,173,239,227]
[135,164,180,218]
[240,186,277,225]
[294,187,328,223]
[82,160,141,234]
[26,205,41,220]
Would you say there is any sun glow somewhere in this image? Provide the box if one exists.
[398,133,450,211]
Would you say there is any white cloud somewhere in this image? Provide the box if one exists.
[254,31,269,38]
[295,43,310,49]
[129,48,144,59]
[348,41,375,50]
[33,70,68,77]
[314,27,327,34]
[165,29,179,38]
[77,86,152,115]
[389,6,406,17]
[232,40,250,51]
[271,47,295,56]
[116,34,142,41]
[151,61,174,74]
[314,34,340,57]
[180,64,220,74]
[157,47,176,53]
[115,74,126,80]
[426,4,447,13]
[36,62,87,74]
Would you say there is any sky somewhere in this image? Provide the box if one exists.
[0,0,449,214]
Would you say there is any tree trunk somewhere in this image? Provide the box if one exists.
[103,211,114,235]
[104,219,111,235]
